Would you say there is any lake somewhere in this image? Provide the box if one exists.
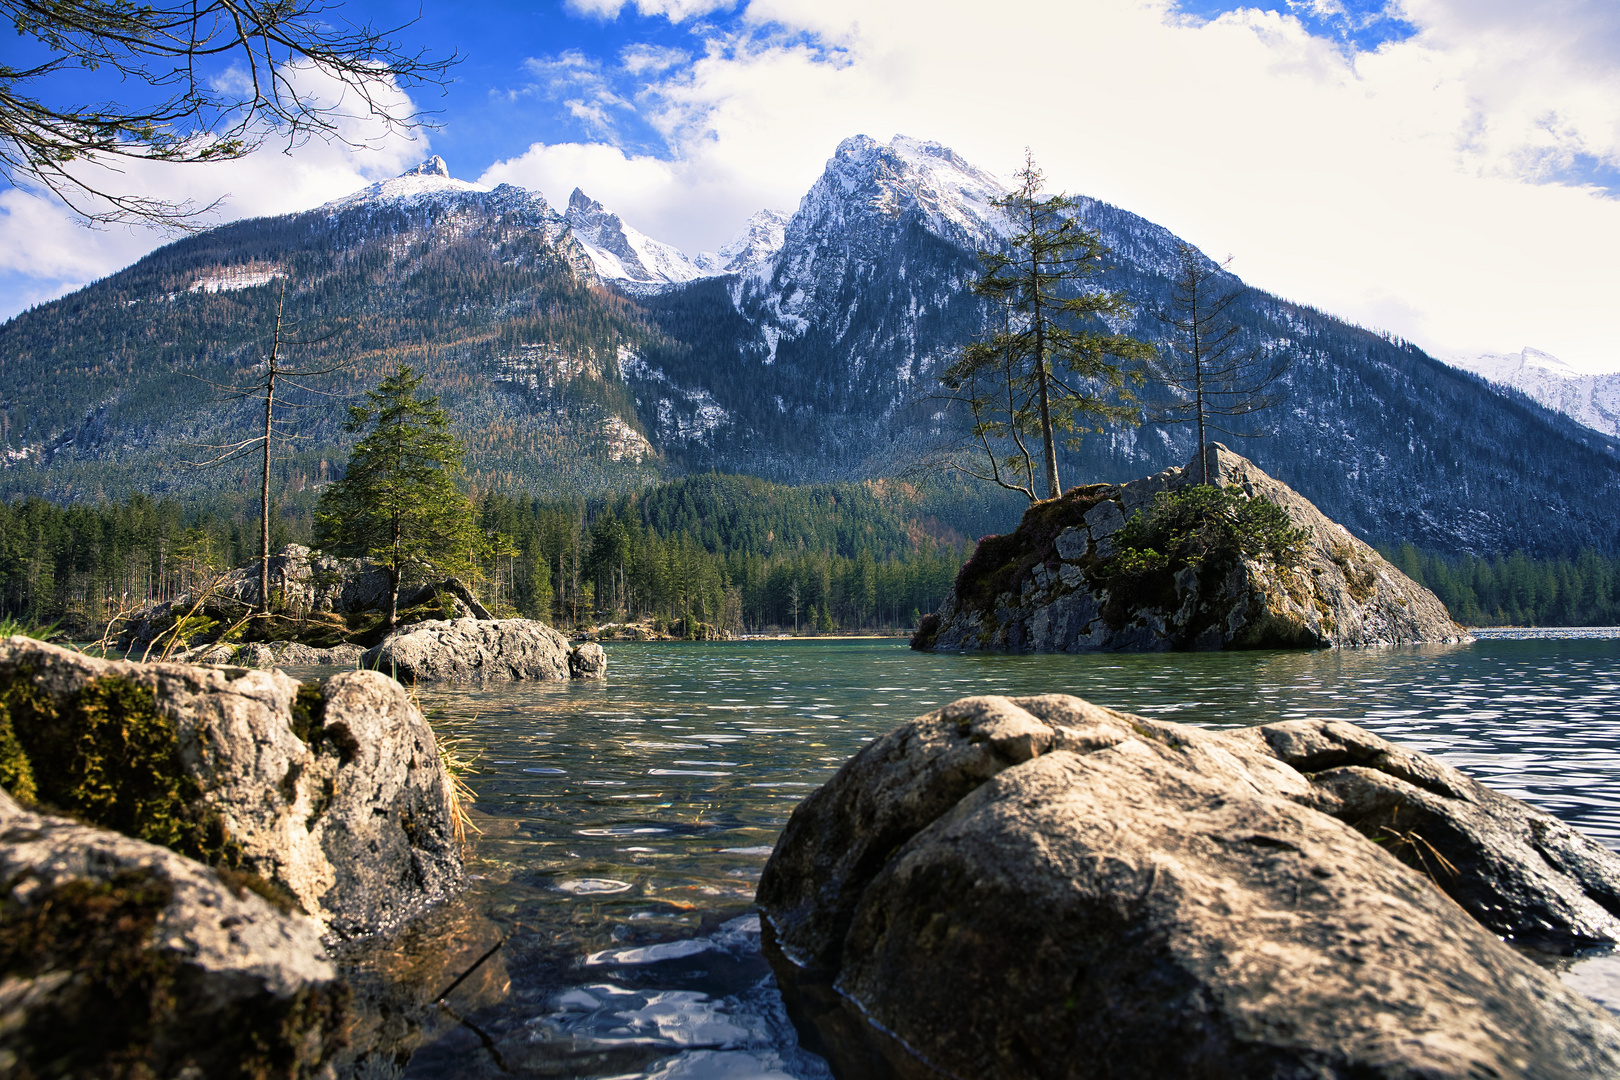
[336,636,1620,1078]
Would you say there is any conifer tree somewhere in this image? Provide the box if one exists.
[314,365,479,629]
[1148,244,1290,482]
[941,152,1154,501]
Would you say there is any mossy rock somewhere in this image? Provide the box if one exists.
[0,852,346,1078]
[0,669,241,867]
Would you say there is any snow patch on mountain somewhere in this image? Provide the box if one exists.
[325,156,489,209]
[188,265,285,294]
[616,346,733,445]
[1445,348,1620,439]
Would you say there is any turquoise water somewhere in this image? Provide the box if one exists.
[367,638,1620,1078]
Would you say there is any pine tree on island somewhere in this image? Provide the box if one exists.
[314,366,480,630]
[940,151,1154,502]
[1147,244,1290,485]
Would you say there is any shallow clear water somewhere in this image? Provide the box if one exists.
[357,637,1620,1077]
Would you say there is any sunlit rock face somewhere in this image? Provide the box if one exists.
[913,443,1469,653]
[758,693,1620,1079]
[362,617,606,682]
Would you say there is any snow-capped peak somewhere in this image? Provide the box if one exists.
[1444,347,1620,439]
[1453,346,1584,382]
[325,156,489,209]
[564,190,784,286]
[806,134,1011,249]
[695,209,791,274]
[564,188,711,286]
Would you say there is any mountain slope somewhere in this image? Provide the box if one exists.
[620,137,1620,557]
[2,142,1618,559]
[0,163,667,500]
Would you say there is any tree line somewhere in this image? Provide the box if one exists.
[1387,544,1620,628]
[7,484,1620,633]
[0,473,966,636]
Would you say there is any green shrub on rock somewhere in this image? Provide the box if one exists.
[1108,484,1308,584]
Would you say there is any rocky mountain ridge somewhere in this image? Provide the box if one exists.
[3,138,1619,558]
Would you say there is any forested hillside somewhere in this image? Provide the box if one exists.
[0,473,967,635]
[0,184,667,503]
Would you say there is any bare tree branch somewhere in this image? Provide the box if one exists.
[1,0,458,227]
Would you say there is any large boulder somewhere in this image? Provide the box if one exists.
[914,443,1468,652]
[200,543,392,617]
[758,694,1620,1079]
[362,618,606,682]
[0,638,462,939]
[0,788,345,1078]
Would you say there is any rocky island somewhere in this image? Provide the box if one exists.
[117,543,606,682]
[914,444,1469,652]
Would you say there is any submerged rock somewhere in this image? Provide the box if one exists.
[0,637,463,939]
[0,788,345,1077]
[914,443,1468,652]
[758,694,1620,1079]
[362,618,606,682]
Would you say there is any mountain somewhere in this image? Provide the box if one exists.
[322,155,488,208]
[1443,348,1620,440]
[563,192,789,287]
[0,163,664,501]
[2,140,1619,559]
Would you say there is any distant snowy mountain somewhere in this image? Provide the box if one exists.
[324,156,489,209]
[565,191,789,286]
[564,189,712,286]
[695,209,791,275]
[1444,348,1620,439]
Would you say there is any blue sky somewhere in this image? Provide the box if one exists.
[4,0,1620,371]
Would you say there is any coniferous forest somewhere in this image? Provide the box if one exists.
[3,472,1620,633]
[0,473,969,636]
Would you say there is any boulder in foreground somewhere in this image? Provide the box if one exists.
[0,789,345,1078]
[0,638,463,939]
[914,443,1468,651]
[362,617,606,682]
[758,694,1620,1079]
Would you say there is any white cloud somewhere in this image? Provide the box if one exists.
[565,0,737,22]
[479,0,1620,371]
[621,44,692,75]
[14,0,1620,375]
[0,64,430,321]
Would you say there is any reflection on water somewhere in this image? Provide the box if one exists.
[344,637,1620,1076]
